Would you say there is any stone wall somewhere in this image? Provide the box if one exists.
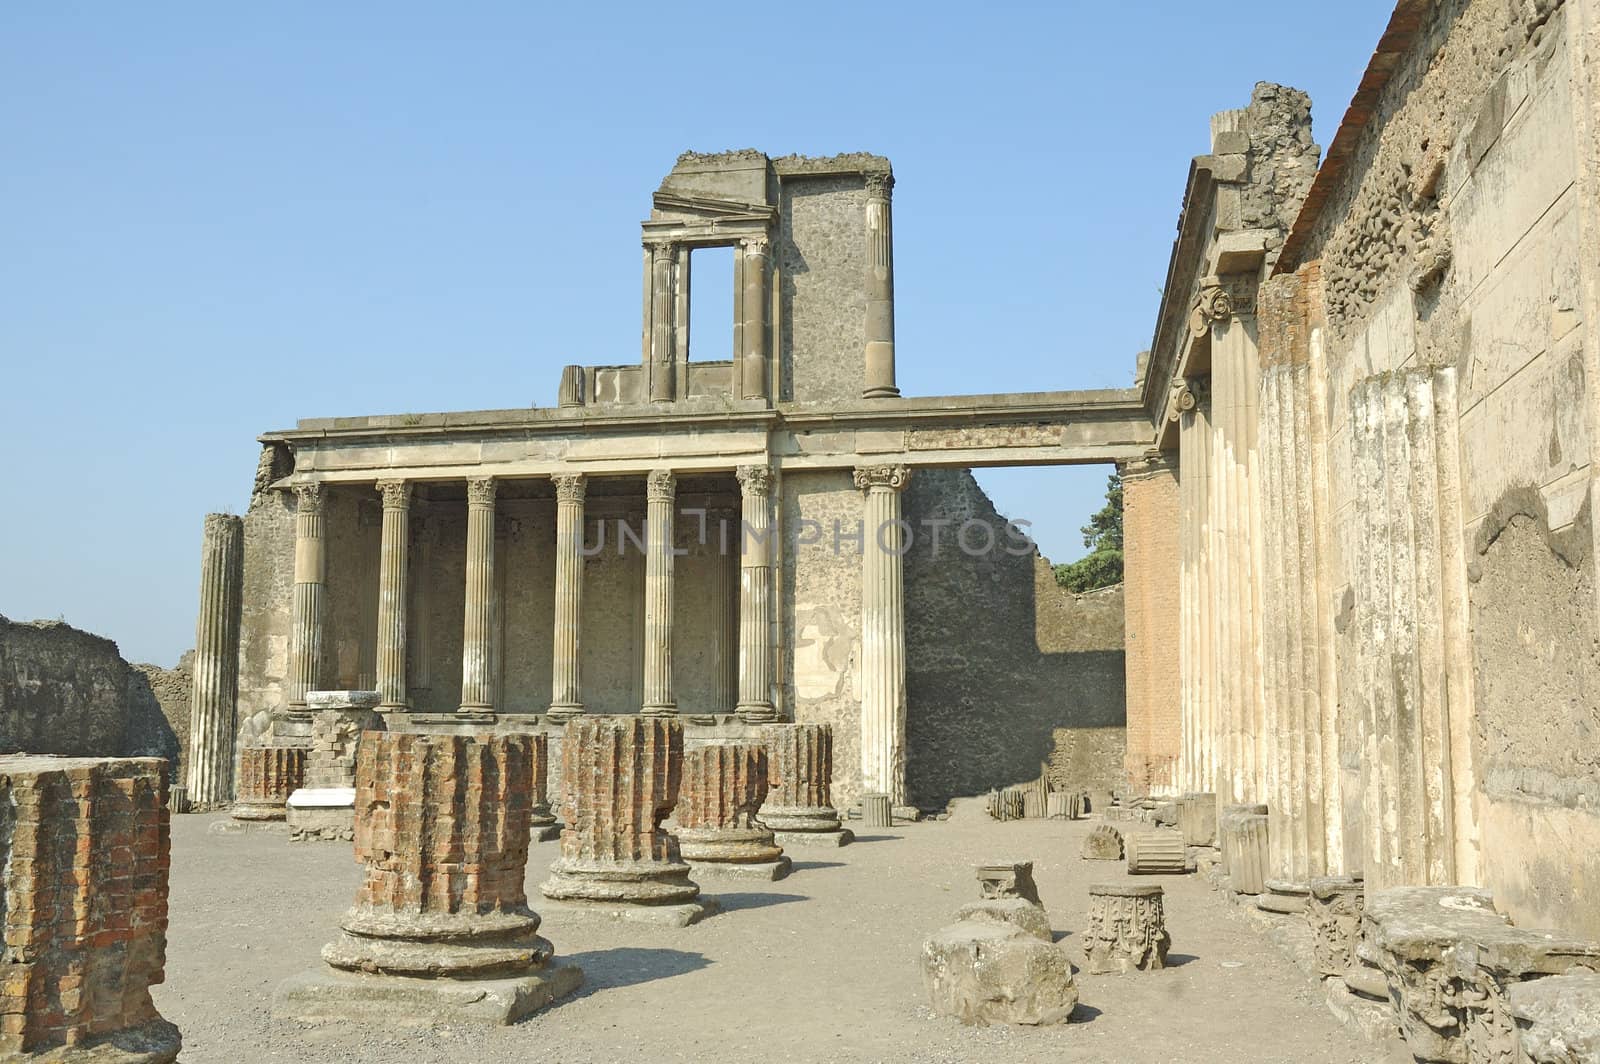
[131,652,193,785]
[778,173,869,405]
[0,616,181,772]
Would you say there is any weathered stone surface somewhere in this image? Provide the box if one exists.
[1126,829,1186,874]
[541,717,713,924]
[976,862,1040,905]
[759,722,851,846]
[0,756,180,1062]
[920,920,1078,1026]
[952,899,1052,943]
[1084,883,1170,974]
[1308,876,1365,976]
[274,732,580,1025]
[1219,804,1269,894]
[677,741,789,881]
[1177,792,1218,846]
[1082,823,1124,861]
[1508,971,1600,1064]
[528,731,559,838]
[1258,879,1310,914]
[232,746,305,820]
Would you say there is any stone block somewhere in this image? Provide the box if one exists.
[1258,879,1310,915]
[1508,971,1600,1063]
[0,755,181,1062]
[920,920,1078,1026]
[286,786,356,842]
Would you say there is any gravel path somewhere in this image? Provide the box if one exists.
[155,801,1406,1063]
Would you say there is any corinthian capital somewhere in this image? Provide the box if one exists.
[646,469,676,501]
[853,464,911,492]
[293,482,325,515]
[376,480,411,509]
[466,478,497,507]
[864,172,894,200]
[741,236,770,259]
[736,464,774,498]
[552,473,586,504]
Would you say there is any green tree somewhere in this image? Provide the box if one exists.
[1053,471,1124,592]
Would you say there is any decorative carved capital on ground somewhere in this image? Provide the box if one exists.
[465,477,497,507]
[736,464,774,497]
[853,464,911,492]
[376,480,411,509]
[552,473,586,504]
[646,469,676,501]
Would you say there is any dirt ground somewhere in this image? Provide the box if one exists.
[155,800,1408,1063]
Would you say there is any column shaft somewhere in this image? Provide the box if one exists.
[855,464,910,805]
[288,484,326,708]
[550,474,586,718]
[650,242,675,402]
[641,470,677,715]
[862,172,899,398]
[375,481,411,710]
[459,478,497,713]
[736,465,776,722]
[188,512,243,807]
[740,239,769,401]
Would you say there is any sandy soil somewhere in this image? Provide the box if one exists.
[155,801,1408,1063]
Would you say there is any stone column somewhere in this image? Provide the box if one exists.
[710,508,738,714]
[649,241,675,402]
[641,469,677,716]
[739,237,769,401]
[735,464,776,722]
[854,463,911,806]
[549,473,586,719]
[0,756,180,1061]
[529,731,561,841]
[374,480,411,711]
[539,716,715,926]
[1220,802,1270,895]
[273,732,583,1024]
[233,746,307,820]
[1120,454,1181,795]
[188,512,243,809]
[677,741,789,880]
[759,722,851,846]
[862,171,900,399]
[460,477,498,714]
[1084,884,1170,974]
[287,483,327,709]
[1176,381,1215,795]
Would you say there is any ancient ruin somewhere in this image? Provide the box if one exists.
[1084,883,1171,975]
[675,740,790,880]
[275,732,581,1023]
[231,746,305,821]
[1081,823,1124,861]
[758,721,851,847]
[0,756,180,1062]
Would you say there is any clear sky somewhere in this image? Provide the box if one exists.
[0,2,1396,666]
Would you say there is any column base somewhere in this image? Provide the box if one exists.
[272,963,582,1026]
[773,828,854,848]
[546,703,584,722]
[688,856,792,882]
[19,1018,182,1064]
[537,897,720,927]
[734,702,778,724]
[457,703,494,715]
[376,702,409,713]
[639,703,678,718]
[532,822,564,843]
[231,800,287,822]
[861,386,901,399]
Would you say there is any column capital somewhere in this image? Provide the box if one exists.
[552,473,587,503]
[646,239,675,259]
[1165,379,1205,422]
[853,464,911,493]
[376,480,412,509]
[864,171,894,200]
[293,482,325,514]
[736,464,774,497]
[646,469,676,501]
[1189,274,1257,336]
[465,477,497,507]
[740,236,770,259]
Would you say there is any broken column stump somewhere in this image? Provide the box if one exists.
[1219,802,1269,894]
[861,792,892,828]
[286,690,384,842]
[1084,882,1171,974]
[0,755,181,1063]
[676,741,790,881]
[540,716,716,926]
[232,745,306,821]
[529,731,561,842]
[1126,829,1187,874]
[758,722,852,847]
[273,732,581,1025]
[1177,791,1217,846]
[1081,823,1124,861]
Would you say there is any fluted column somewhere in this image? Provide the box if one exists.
[459,477,497,714]
[854,463,911,805]
[862,171,899,399]
[188,512,243,807]
[735,464,776,723]
[710,508,738,715]
[374,480,411,711]
[641,469,677,716]
[550,473,587,720]
[740,237,769,401]
[288,483,327,709]
[649,242,675,402]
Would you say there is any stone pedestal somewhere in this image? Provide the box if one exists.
[861,792,892,827]
[676,742,789,881]
[232,746,306,820]
[954,861,1051,942]
[1126,830,1187,875]
[540,717,715,926]
[529,731,561,842]
[275,732,580,1025]
[287,691,383,842]
[1084,883,1170,974]
[187,512,243,810]
[1177,791,1218,846]
[1081,824,1124,861]
[1308,876,1365,977]
[1220,802,1269,894]
[0,756,181,1063]
[758,722,852,846]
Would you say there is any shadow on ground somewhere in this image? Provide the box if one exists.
[562,947,711,994]
[790,860,845,872]
[711,892,808,913]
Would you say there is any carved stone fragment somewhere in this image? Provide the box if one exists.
[1084,883,1170,974]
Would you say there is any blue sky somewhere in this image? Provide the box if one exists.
[0,2,1396,665]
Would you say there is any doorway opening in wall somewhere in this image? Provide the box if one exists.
[970,465,1122,591]
[687,245,735,363]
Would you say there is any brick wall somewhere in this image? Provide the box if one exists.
[1121,459,1181,794]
